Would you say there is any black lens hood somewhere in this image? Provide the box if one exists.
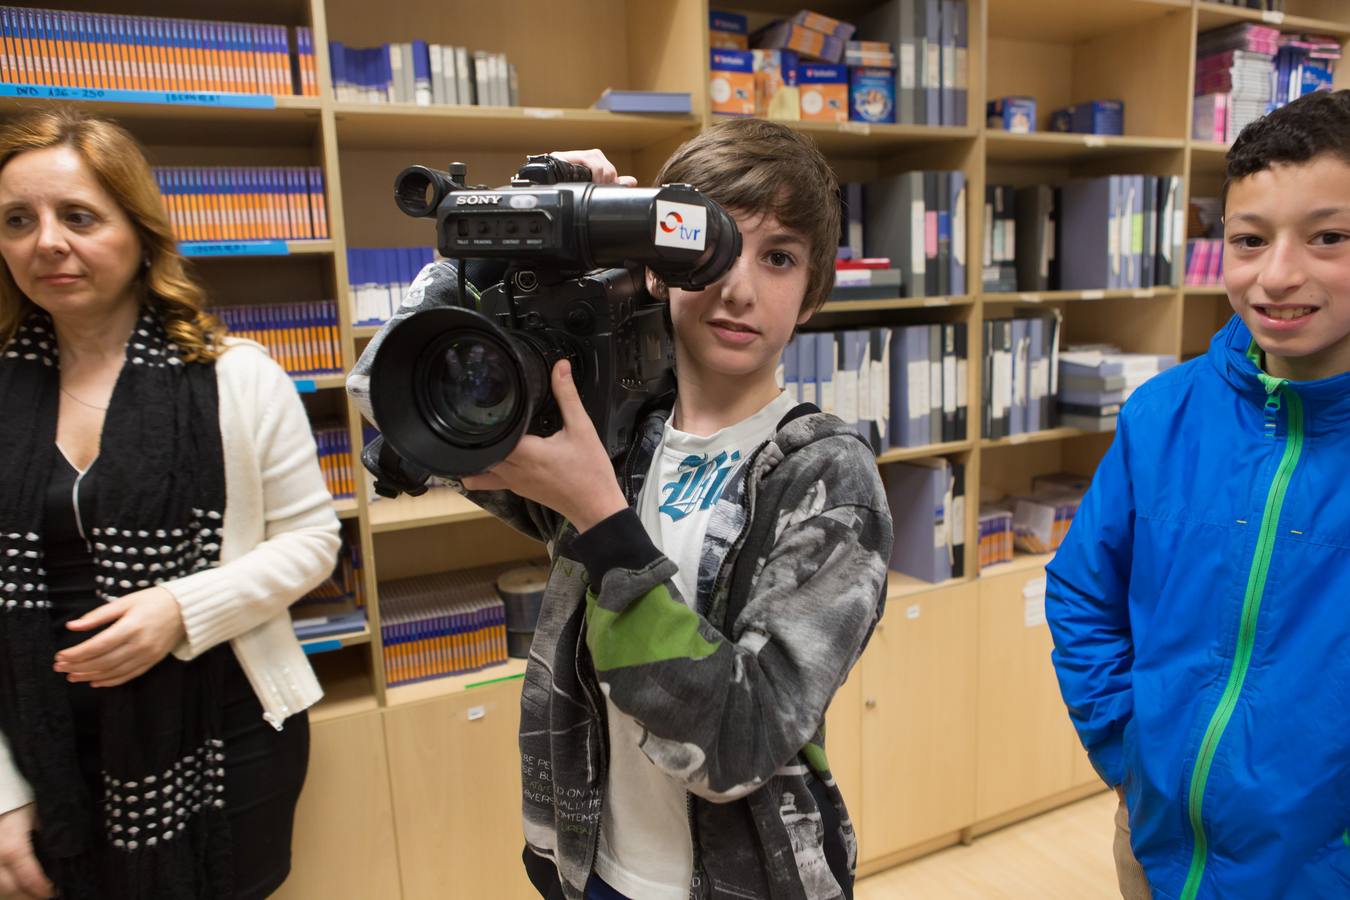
[369,305,533,478]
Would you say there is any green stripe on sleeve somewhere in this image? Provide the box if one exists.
[586,585,720,671]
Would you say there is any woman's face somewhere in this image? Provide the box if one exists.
[0,144,143,322]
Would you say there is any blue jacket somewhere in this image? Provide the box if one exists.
[1047,314,1350,899]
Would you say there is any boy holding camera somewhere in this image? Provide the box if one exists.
[1046,89,1350,899]
[353,119,892,900]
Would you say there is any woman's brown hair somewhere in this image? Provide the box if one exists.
[0,107,223,360]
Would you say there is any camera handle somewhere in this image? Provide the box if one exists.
[362,436,432,498]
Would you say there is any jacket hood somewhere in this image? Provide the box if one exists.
[1207,313,1350,433]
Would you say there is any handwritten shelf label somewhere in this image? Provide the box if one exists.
[0,83,278,109]
[180,240,290,257]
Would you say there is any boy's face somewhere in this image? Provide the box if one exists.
[1224,154,1350,381]
[662,210,813,390]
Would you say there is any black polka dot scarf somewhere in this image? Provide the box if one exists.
[0,306,232,898]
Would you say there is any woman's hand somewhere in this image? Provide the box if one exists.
[0,804,53,899]
[549,149,637,187]
[54,586,186,688]
[462,360,628,533]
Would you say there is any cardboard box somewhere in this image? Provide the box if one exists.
[798,63,848,122]
[1050,99,1125,135]
[849,66,896,123]
[792,9,857,41]
[753,49,799,118]
[710,49,756,116]
[710,9,749,51]
[987,96,1036,133]
[754,20,845,63]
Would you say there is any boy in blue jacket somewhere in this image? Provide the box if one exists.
[1047,88,1350,899]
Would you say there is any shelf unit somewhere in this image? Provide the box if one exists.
[7,0,1346,896]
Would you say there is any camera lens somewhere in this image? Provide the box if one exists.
[422,334,520,442]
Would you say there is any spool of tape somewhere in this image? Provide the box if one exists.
[497,564,549,658]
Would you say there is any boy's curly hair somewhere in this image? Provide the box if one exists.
[1224,89,1350,212]
[652,118,840,316]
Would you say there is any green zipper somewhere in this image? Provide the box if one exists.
[1179,381,1305,900]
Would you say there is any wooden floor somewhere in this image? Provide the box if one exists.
[856,791,1120,900]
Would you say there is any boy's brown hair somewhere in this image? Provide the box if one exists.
[1224,89,1350,213]
[653,118,839,315]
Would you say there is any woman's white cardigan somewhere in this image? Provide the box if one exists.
[0,340,341,813]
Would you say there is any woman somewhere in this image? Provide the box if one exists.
[0,107,340,898]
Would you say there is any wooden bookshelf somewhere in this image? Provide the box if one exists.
[984,287,1175,304]
[13,2,1346,896]
[788,120,979,155]
[985,131,1186,164]
[332,103,703,152]
[384,657,529,708]
[367,489,490,533]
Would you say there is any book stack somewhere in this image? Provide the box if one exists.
[777,323,969,454]
[888,323,969,448]
[1057,347,1177,432]
[1194,24,1280,143]
[0,7,308,95]
[982,312,1061,440]
[978,505,1014,568]
[380,565,518,687]
[155,166,329,243]
[1206,0,1284,8]
[213,300,342,377]
[838,182,865,260]
[1273,33,1341,108]
[347,246,437,326]
[328,41,517,107]
[832,258,902,301]
[1185,239,1225,286]
[884,458,966,583]
[1009,486,1084,555]
[1058,175,1184,290]
[753,10,855,64]
[847,43,897,125]
[863,170,967,298]
[592,89,692,114]
[293,27,319,97]
[983,185,1017,292]
[858,0,969,126]
[291,534,366,642]
[312,423,356,502]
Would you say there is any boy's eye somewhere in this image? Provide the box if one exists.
[765,250,795,268]
[1230,235,1265,250]
[1313,231,1349,246]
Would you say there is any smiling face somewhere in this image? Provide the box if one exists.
[1223,153,1350,382]
[663,210,813,400]
[0,144,143,324]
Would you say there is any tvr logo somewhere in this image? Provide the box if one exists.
[655,201,707,250]
[660,210,701,242]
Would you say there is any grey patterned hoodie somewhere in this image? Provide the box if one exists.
[348,261,894,900]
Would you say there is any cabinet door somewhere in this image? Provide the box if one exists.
[860,582,978,861]
[824,665,864,855]
[974,566,1077,821]
[383,679,537,900]
[275,710,402,899]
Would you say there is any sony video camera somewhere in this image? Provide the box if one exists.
[360,154,741,496]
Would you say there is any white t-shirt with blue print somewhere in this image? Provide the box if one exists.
[594,390,797,900]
